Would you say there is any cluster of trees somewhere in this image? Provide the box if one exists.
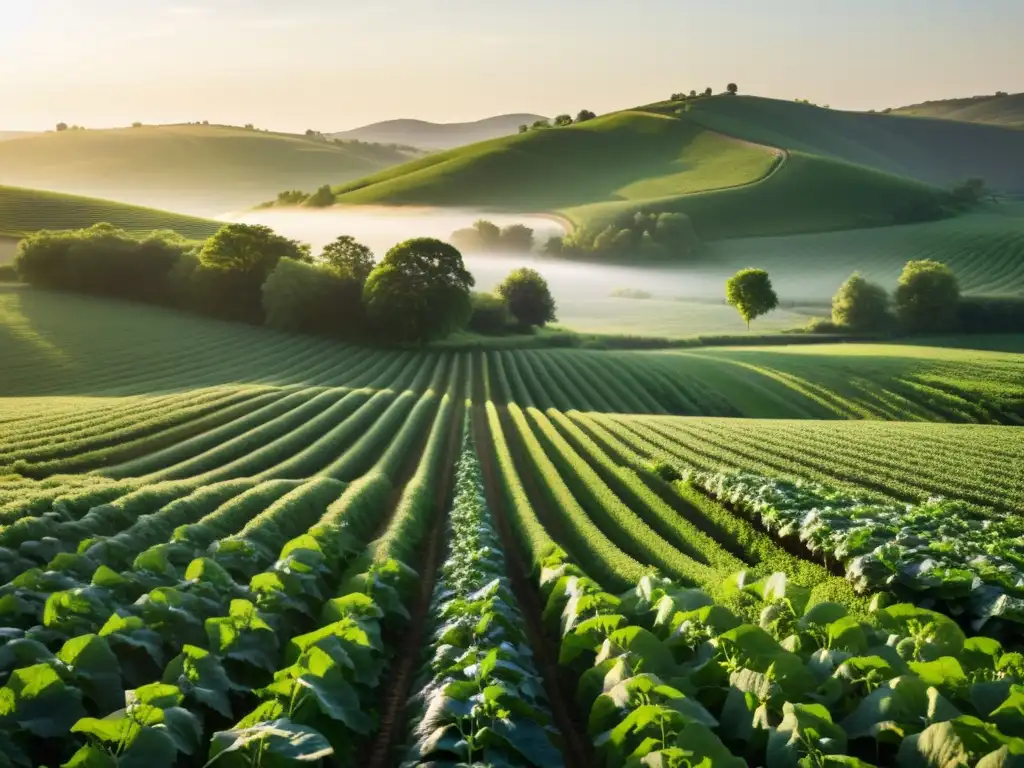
[469,268,558,335]
[450,220,535,253]
[518,110,596,133]
[54,123,87,132]
[269,185,336,208]
[548,210,700,260]
[669,84,735,101]
[725,259,1022,336]
[13,223,558,345]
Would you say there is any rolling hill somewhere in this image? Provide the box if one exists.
[891,92,1024,128]
[331,106,954,241]
[0,184,222,247]
[674,95,1024,194]
[0,124,418,215]
[330,113,546,150]
[0,131,36,142]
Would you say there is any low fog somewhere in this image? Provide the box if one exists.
[227,207,820,336]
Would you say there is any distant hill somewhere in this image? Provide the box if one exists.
[331,114,547,150]
[0,124,417,215]
[0,184,221,242]
[0,131,36,142]
[891,93,1024,129]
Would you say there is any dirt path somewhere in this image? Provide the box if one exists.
[365,396,465,768]
[473,403,592,768]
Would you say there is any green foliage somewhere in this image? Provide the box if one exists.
[449,219,535,253]
[198,223,310,279]
[303,184,335,208]
[363,237,474,343]
[894,259,961,333]
[467,292,510,335]
[319,235,375,283]
[261,257,364,337]
[831,272,892,331]
[496,267,557,329]
[726,268,779,328]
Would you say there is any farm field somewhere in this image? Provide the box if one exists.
[2,285,1024,764]
[0,184,221,241]
[891,92,1024,128]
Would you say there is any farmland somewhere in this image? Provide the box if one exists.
[2,282,1024,765]
[891,92,1024,129]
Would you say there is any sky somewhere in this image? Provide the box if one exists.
[2,0,1022,133]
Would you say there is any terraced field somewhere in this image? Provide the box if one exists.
[2,286,1024,766]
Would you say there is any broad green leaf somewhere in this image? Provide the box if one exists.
[0,662,87,737]
[991,686,1024,738]
[669,721,746,767]
[715,624,784,672]
[875,604,965,661]
[909,657,968,693]
[294,673,372,734]
[162,644,238,718]
[897,716,1024,767]
[62,744,119,768]
[767,701,847,768]
[207,718,333,764]
[57,634,124,712]
[799,602,849,630]
[841,675,960,740]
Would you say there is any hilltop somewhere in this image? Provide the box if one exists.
[0,184,221,250]
[891,92,1024,128]
[0,124,417,215]
[331,113,546,150]
[0,131,36,142]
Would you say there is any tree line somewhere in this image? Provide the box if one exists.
[724,260,1024,335]
[12,223,558,345]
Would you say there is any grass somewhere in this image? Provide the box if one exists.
[0,184,221,240]
[677,95,1024,195]
[0,123,417,214]
[891,92,1024,129]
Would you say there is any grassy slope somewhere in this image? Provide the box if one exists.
[334,111,779,208]
[891,93,1024,129]
[0,124,416,214]
[678,95,1024,194]
[0,184,221,240]
[332,106,956,241]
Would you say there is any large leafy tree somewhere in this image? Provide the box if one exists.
[198,224,310,280]
[320,235,375,284]
[496,267,556,329]
[363,238,474,343]
[725,268,778,329]
[831,273,892,331]
[894,259,960,333]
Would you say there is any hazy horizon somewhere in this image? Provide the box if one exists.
[3,0,1023,133]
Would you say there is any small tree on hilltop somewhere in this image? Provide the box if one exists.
[727,83,738,95]
[497,267,557,329]
[576,109,596,123]
[553,114,573,127]
[894,259,960,333]
[725,268,778,329]
[831,272,892,331]
[703,87,713,97]
[320,235,375,283]
[363,238,474,343]
[56,122,68,132]
[304,184,335,208]
[531,119,551,130]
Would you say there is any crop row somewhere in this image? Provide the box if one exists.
[0,356,464,766]
[479,395,1024,767]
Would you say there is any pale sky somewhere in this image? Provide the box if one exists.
[2,0,1022,133]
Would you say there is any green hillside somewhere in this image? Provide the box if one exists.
[334,110,780,208]
[0,184,221,242]
[891,92,1024,128]
[676,95,1024,194]
[0,124,417,214]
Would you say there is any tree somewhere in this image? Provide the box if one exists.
[473,219,502,246]
[199,223,310,278]
[304,184,335,208]
[496,267,557,329]
[689,90,697,98]
[703,87,713,97]
[894,259,960,333]
[468,292,510,335]
[725,268,778,329]
[950,177,987,207]
[320,235,374,283]
[553,114,573,127]
[576,109,596,123]
[670,93,685,101]
[262,257,363,337]
[132,122,143,128]
[499,224,534,252]
[56,122,68,132]
[518,124,529,134]
[831,273,891,331]
[531,119,551,130]
[727,83,738,95]
[363,238,474,343]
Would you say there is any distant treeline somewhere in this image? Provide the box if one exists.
[10,223,558,345]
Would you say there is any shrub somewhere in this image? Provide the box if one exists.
[0,265,18,282]
[831,272,892,331]
[320,235,374,283]
[304,184,335,208]
[894,259,960,333]
[449,220,533,253]
[363,237,474,343]
[14,224,193,303]
[496,267,557,329]
[956,296,1024,334]
[262,257,363,337]
[467,292,510,335]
